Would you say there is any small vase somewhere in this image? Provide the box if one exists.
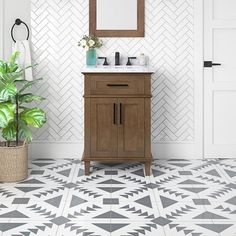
[86,48,97,66]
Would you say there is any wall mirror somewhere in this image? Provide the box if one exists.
[89,0,145,37]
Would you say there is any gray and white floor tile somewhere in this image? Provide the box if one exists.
[0,158,236,235]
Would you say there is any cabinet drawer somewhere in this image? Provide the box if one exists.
[89,74,145,95]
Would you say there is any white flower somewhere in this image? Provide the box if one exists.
[88,39,95,47]
[80,39,86,47]
[85,45,89,51]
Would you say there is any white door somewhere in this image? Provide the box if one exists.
[204,0,236,158]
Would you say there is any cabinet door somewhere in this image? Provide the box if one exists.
[91,98,118,157]
[118,98,145,157]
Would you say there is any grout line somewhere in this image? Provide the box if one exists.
[53,159,78,236]
[215,163,232,184]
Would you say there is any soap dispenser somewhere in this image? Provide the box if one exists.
[139,53,146,66]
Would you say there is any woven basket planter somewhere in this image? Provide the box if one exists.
[0,142,28,182]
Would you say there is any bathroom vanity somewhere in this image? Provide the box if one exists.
[82,66,154,176]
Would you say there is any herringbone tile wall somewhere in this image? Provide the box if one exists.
[31,0,194,143]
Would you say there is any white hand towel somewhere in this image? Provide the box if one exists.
[12,40,33,81]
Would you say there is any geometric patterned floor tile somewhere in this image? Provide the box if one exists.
[0,158,236,236]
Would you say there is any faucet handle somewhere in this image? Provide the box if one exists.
[98,57,109,66]
[126,57,137,66]
[115,52,120,66]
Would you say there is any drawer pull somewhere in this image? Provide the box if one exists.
[107,84,129,87]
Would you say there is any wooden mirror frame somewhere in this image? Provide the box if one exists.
[89,0,145,37]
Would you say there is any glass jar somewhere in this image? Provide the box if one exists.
[86,48,97,66]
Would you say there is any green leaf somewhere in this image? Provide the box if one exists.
[19,64,38,73]
[19,106,28,110]
[2,117,33,142]
[7,71,24,83]
[0,102,16,128]
[9,51,20,66]
[19,78,43,93]
[0,73,10,83]
[0,79,6,88]
[18,93,45,104]
[15,79,28,83]
[9,51,20,72]
[0,83,17,101]
[2,122,16,141]
[20,107,46,128]
[0,61,9,74]
[19,121,33,142]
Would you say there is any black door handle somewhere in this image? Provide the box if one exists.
[113,103,116,124]
[120,103,122,125]
[204,61,221,67]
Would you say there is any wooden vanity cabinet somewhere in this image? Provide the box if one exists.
[83,73,152,176]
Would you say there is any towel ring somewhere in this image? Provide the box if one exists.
[11,18,30,43]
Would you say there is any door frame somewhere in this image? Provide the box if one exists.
[194,0,204,158]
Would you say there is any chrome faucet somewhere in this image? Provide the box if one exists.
[115,52,120,66]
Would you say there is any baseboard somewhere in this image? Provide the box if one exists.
[29,141,84,160]
[29,141,198,160]
[152,142,197,159]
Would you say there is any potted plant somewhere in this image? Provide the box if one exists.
[78,34,103,66]
[0,51,46,182]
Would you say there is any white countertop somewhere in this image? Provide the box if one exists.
[81,66,155,74]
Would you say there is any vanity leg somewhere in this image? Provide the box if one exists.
[145,161,151,176]
[84,161,90,176]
